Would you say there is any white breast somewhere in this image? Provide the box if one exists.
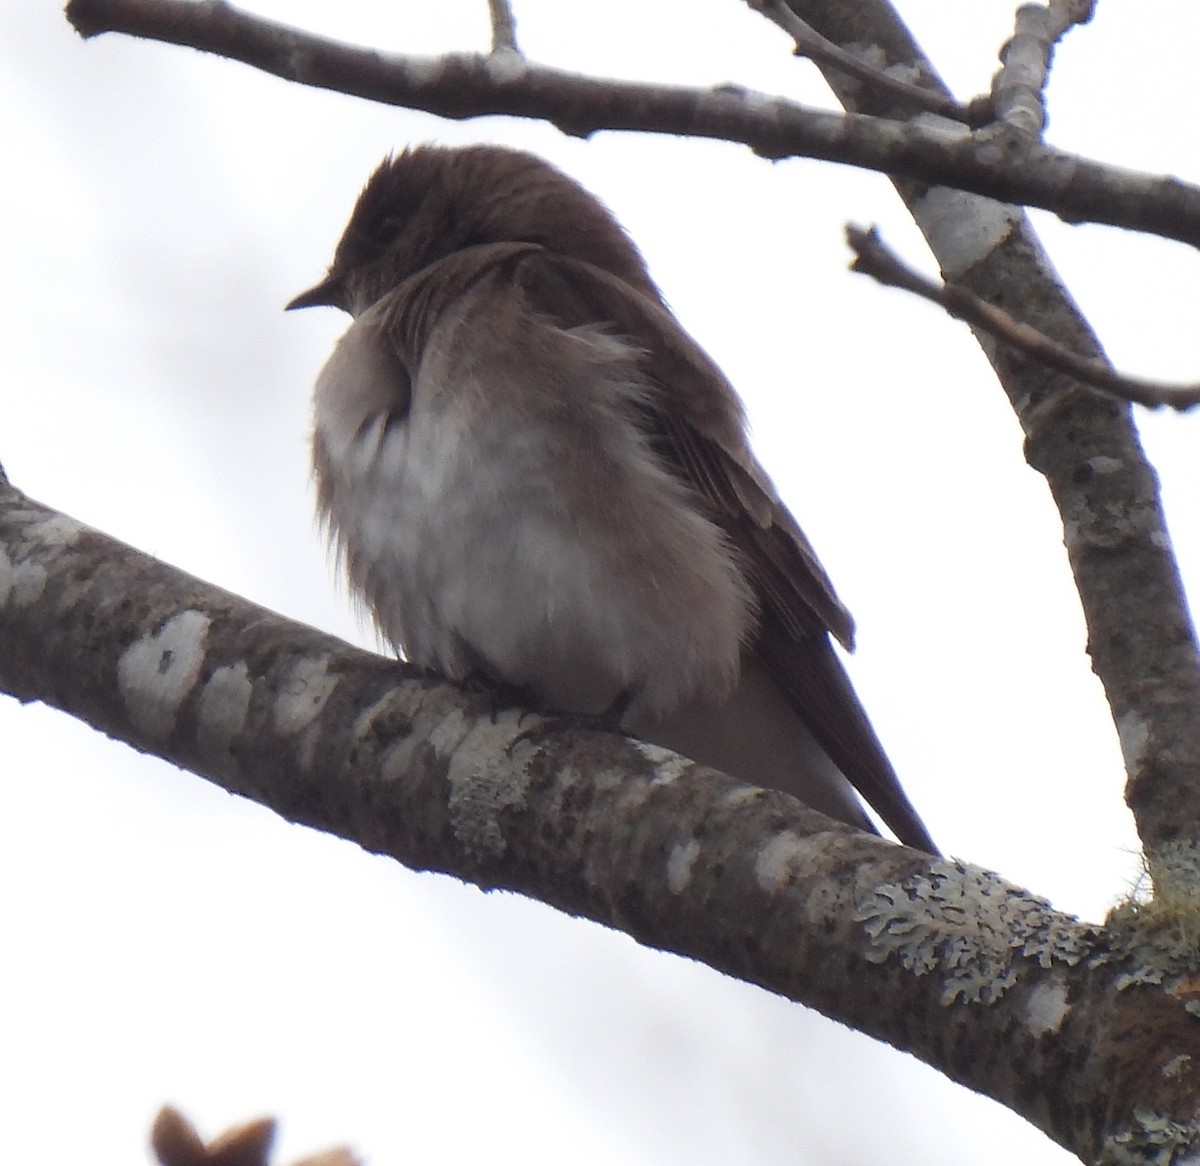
[313,279,754,720]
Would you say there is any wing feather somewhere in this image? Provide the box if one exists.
[509,249,936,852]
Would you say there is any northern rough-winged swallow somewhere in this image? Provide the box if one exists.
[289,144,936,853]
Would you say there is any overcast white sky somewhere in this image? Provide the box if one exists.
[3,2,1199,1163]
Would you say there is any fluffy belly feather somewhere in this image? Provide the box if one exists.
[313,314,754,720]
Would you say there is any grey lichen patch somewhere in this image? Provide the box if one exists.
[30,514,86,547]
[1115,710,1150,775]
[355,692,417,780]
[732,86,782,122]
[1103,842,1200,991]
[117,609,211,740]
[196,662,253,774]
[379,734,416,784]
[1063,498,1166,554]
[0,546,47,608]
[406,53,454,86]
[1086,455,1125,476]
[843,41,888,70]
[667,838,701,894]
[881,60,924,86]
[910,110,970,144]
[446,711,534,862]
[754,831,808,894]
[426,707,473,756]
[1101,1108,1199,1166]
[483,46,526,82]
[1025,980,1070,1036]
[1162,1054,1192,1080]
[632,740,692,784]
[706,86,787,146]
[273,655,338,736]
[719,786,764,813]
[855,859,1096,1005]
[353,691,396,737]
[912,182,1020,279]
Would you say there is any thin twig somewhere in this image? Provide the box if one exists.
[61,0,1200,250]
[992,6,1054,138]
[990,0,1096,139]
[486,0,520,55]
[744,0,981,125]
[1048,0,1098,36]
[847,224,1200,411]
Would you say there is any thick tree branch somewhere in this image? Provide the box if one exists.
[64,0,1200,249]
[779,0,1200,857]
[847,223,1200,410]
[743,0,982,125]
[2,474,1198,1164]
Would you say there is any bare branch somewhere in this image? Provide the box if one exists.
[486,0,520,55]
[779,0,1200,858]
[63,0,1200,249]
[991,1,1095,139]
[992,6,1054,138]
[743,0,980,125]
[847,224,1200,410]
[1054,0,1097,23]
[4,472,1186,1162]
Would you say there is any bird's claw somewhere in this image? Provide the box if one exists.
[505,690,634,756]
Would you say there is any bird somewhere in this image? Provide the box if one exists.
[287,144,937,853]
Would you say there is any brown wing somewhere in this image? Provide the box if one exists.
[509,248,937,853]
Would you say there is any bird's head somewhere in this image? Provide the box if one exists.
[287,144,658,317]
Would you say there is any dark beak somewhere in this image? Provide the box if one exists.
[286,274,344,311]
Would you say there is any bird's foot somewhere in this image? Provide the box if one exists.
[457,671,541,725]
[506,689,635,756]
